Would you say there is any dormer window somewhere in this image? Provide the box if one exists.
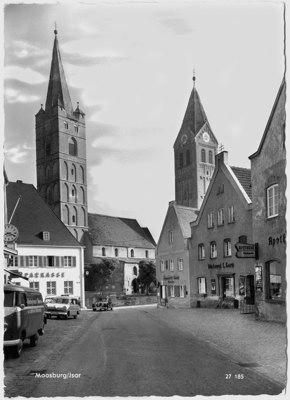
[42,231,50,241]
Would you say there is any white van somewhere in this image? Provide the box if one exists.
[4,284,46,358]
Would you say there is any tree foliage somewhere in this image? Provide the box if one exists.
[86,258,118,292]
[137,260,156,295]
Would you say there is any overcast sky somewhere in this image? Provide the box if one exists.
[3,0,285,241]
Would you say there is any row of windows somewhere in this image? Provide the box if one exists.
[160,259,184,272]
[63,161,86,183]
[101,248,149,258]
[9,256,76,267]
[29,280,74,295]
[198,239,232,260]
[63,121,79,134]
[64,183,86,204]
[167,285,186,298]
[207,206,235,228]
[177,149,214,169]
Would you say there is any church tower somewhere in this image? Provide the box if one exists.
[174,75,218,209]
[35,29,88,242]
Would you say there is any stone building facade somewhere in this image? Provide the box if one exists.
[189,151,254,308]
[35,29,88,242]
[249,79,286,322]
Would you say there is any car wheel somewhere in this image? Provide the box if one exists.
[30,333,39,347]
[11,340,23,358]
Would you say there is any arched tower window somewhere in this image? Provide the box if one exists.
[72,185,77,203]
[64,161,69,180]
[130,249,134,258]
[72,207,77,225]
[71,164,77,181]
[69,137,78,156]
[179,153,184,168]
[186,149,191,165]
[201,149,206,163]
[64,183,69,202]
[102,247,106,256]
[209,150,213,164]
[115,248,119,257]
[80,187,85,204]
[64,205,69,225]
[80,166,85,183]
[133,266,137,276]
[81,207,86,226]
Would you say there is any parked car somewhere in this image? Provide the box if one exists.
[92,297,113,311]
[44,295,81,319]
[4,284,46,358]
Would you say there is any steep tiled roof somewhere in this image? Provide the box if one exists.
[231,166,252,200]
[88,213,156,249]
[141,227,157,246]
[6,181,81,247]
[174,205,199,238]
[45,30,73,115]
[177,84,209,139]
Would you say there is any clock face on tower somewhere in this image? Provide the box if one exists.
[203,132,210,143]
[181,134,188,145]
[4,224,19,243]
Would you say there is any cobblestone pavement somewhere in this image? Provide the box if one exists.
[145,306,287,388]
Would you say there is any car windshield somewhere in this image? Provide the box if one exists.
[52,298,69,304]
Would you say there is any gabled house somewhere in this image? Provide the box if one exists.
[156,201,198,307]
[249,79,286,322]
[83,213,156,304]
[6,180,85,307]
[189,151,254,308]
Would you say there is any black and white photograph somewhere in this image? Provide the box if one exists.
[2,0,287,397]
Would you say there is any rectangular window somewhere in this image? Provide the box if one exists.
[29,256,38,267]
[64,281,73,294]
[217,208,224,226]
[169,259,174,271]
[29,281,40,291]
[198,244,205,260]
[178,258,184,271]
[211,279,216,295]
[267,261,282,300]
[210,242,217,259]
[224,239,232,257]
[160,260,165,272]
[47,281,56,295]
[228,206,235,223]
[197,277,206,294]
[9,256,18,267]
[64,256,73,267]
[74,125,78,133]
[267,184,279,218]
[169,231,173,244]
[207,211,214,228]
[165,260,169,270]
[170,285,175,297]
[47,256,55,267]
[224,277,234,296]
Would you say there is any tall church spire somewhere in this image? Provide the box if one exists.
[45,28,73,116]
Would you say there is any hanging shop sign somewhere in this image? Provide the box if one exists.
[235,242,258,259]
[208,262,234,269]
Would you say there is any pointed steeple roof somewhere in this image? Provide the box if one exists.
[178,75,209,138]
[45,28,73,115]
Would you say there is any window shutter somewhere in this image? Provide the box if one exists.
[72,257,76,267]
[184,285,187,296]
[20,256,24,267]
[55,256,60,267]
[61,257,64,267]
[25,256,29,267]
[174,285,178,297]
[38,256,43,267]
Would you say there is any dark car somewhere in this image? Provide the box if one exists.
[92,297,113,311]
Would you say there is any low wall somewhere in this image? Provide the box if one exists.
[256,300,286,323]
[85,291,157,308]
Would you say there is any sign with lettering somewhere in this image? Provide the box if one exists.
[208,262,234,269]
[23,272,65,279]
[235,243,258,259]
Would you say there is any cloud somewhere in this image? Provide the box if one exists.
[5,66,46,85]
[63,52,128,67]
[4,145,29,164]
[159,17,193,35]
[5,87,40,104]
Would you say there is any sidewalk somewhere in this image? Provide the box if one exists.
[146,307,287,388]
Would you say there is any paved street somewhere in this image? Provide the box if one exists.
[4,306,285,397]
